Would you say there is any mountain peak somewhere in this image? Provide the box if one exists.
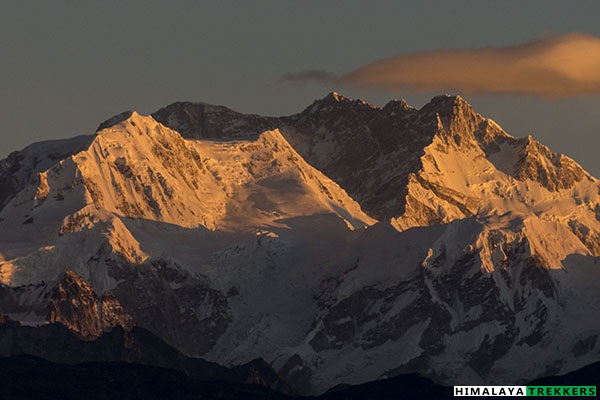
[426,94,470,111]
[49,269,134,340]
[60,269,86,283]
[154,101,234,116]
[318,91,375,108]
[151,101,277,139]
[304,92,376,115]
[96,111,135,132]
[321,91,358,104]
[382,98,415,115]
[96,111,157,135]
[419,93,481,137]
[328,91,345,102]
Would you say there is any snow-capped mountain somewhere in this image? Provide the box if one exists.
[0,93,598,394]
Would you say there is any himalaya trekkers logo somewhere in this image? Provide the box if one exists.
[453,386,596,397]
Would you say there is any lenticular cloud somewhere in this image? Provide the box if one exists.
[333,33,600,97]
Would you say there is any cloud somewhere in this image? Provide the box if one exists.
[282,33,600,97]
[279,69,336,86]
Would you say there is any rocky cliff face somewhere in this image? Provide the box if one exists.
[0,270,133,341]
[49,270,134,339]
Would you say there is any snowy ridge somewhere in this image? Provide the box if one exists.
[0,111,373,287]
[0,94,599,394]
[0,135,94,210]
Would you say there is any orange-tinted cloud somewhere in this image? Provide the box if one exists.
[341,33,600,97]
[284,33,600,97]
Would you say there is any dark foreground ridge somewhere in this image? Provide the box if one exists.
[1,355,599,400]
[0,355,288,400]
[0,318,293,395]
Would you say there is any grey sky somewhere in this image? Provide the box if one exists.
[1,1,599,176]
